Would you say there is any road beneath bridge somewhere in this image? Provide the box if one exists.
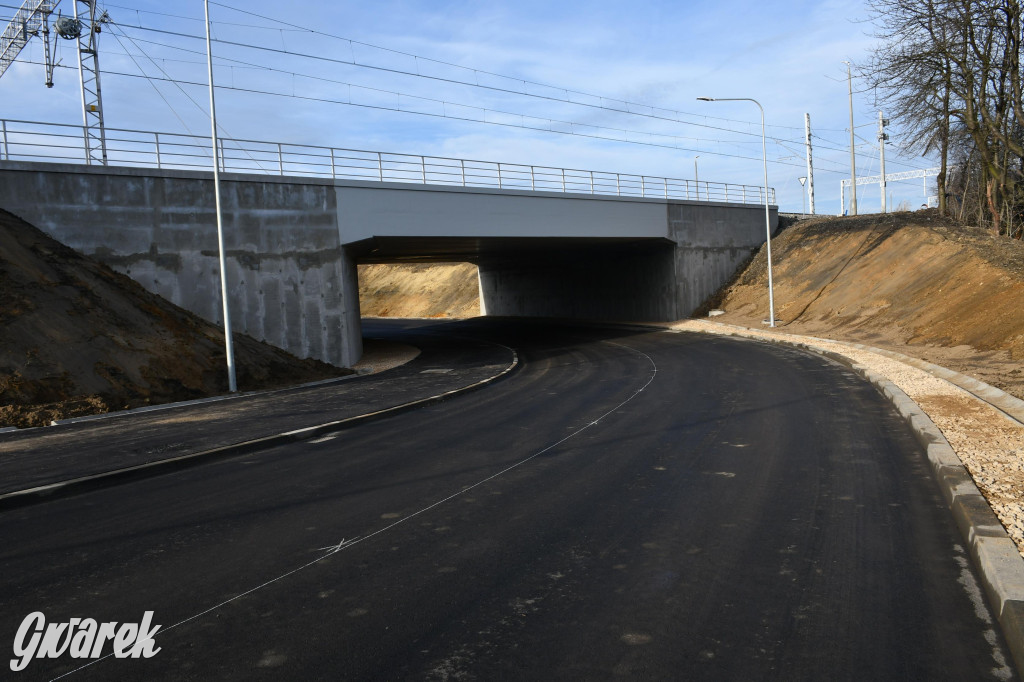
[0,319,1011,680]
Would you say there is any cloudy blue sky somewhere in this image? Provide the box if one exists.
[0,0,939,213]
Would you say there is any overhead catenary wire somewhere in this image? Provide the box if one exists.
[205,0,936,167]
[3,1,934,186]
[209,0,835,134]
[112,20,928,173]
[106,22,272,172]
[12,53,908,182]
[22,60,820,171]
[86,0,877,141]
[0,0,903,168]
[107,26,750,152]
[106,27,204,142]
[117,23,806,143]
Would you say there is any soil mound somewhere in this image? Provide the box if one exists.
[359,263,479,318]
[706,210,1024,399]
[0,209,350,428]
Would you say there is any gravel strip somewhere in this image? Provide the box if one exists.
[671,319,1024,558]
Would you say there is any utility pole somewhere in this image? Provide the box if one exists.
[804,112,815,214]
[846,62,857,215]
[74,0,108,165]
[878,111,889,213]
[41,8,52,87]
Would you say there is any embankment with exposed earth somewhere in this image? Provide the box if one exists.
[0,209,350,428]
[358,263,480,318]
[703,210,1024,400]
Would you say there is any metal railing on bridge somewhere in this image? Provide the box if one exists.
[0,119,775,205]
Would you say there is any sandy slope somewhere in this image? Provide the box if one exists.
[358,263,480,318]
[0,209,350,428]
[704,210,1024,400]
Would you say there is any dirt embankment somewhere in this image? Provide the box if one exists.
[0,209,350,428]
[704,210,1024,399]
[358,263,480,318]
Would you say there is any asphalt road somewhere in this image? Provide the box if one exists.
[0,319,1014,681]
[0,321,512,496]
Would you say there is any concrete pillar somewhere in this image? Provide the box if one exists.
[339,246,363,367]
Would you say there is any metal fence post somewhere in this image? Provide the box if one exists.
[219,138,226,172]
[1,120,8,161]
[82,124,90,163]
[421,156,426,184]
[641,176,646,197]
[330,148,336,179]
[277,142,284,175]
[461,159,466,186]
[664,178,668,199]
[616,174,621,196]
[561,168,566,192]
[377,152,383,181]
[743,185,747,204]
[154,132,161,168]
[530,166,536,191]
[590,170,595,194]
[498,163,503,189]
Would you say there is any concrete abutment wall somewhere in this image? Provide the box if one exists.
[0,162,362,367]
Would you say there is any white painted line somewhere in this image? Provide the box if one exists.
[52,338,656,679]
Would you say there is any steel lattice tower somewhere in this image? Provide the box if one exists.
[73,0,106,165]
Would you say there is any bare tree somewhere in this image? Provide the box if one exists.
[859,0,1024,236]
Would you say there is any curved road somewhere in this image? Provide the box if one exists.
[0,319,1014,680]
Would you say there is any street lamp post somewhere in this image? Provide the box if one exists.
[697,96,776,327]
[204,0,237,392]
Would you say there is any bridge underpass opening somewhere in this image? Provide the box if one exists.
[357,262,481,319]
[347,236,679,324]
[0,163,777,369]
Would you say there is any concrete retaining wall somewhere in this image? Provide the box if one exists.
[670,202,773,317]
[0,162,362,367]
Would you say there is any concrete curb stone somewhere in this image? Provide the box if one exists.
[836,341,1024,427]
[0,346,519,511]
